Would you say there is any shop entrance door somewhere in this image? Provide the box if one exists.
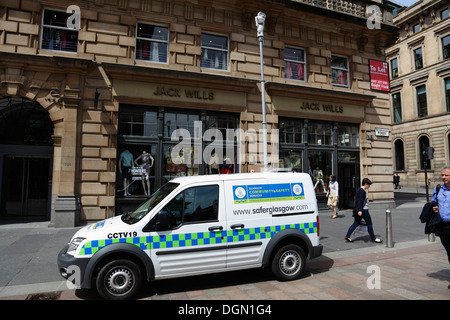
[338,151,360,209]
[1,156,51,218]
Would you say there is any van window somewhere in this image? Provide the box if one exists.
[122,182,179,224]
[164,185,219,228]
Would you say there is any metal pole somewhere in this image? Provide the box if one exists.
[386,209,393,248]
[255,12,268,171]
[258,38,268,171]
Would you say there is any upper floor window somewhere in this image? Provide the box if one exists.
[441,8,449,20]
[331,55,349,87]
[414,47,423,69]
[285,47,306,81]
[413,23,420,34]
[201,33,228,70]
[416,85,428,118]
[136,23,168,63]
[390,58,398,79]
[445,77,450,112]
[442,34,450,60]
[392,92,402,123]
[41,9,78,53]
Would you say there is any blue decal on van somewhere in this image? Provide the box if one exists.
[233,183,305,204]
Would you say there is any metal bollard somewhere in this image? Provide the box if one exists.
[386,209,393,248]
[428,232,435,242]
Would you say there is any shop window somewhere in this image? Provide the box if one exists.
[41,9,78,53]
[118,109,157,137]
[201,33,228,70]
[164,111,200,138]
[390,58,398,79]
[331,55,349,87]
[416,85,428,117]
[308,151,332,194]
[136,23,168,63]
[285,47,306,81]
[308,122,332,145]
[445,78,450,112]
[394,140,405,171]
[392,92,402,123]
[279,150,302,172]
[337,125,359,147]
[414,47,423,70]
[279,119,303,144]
[442,35,450,60]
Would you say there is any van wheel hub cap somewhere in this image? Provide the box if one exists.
[107,268,133,294]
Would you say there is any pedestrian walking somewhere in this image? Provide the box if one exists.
[393,173,400,189]
[432,165,450,289]
[327,175,339,219]
[345,178,382,243]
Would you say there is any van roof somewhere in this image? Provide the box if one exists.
[170,171,311,184]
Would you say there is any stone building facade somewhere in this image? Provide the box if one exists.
[387,0,450,191]
[0,0,397,227]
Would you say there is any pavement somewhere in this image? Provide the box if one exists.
[0,188,449,301]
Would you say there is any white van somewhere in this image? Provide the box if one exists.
[58,172,322,299]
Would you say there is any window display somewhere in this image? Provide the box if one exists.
[117,105,238,200]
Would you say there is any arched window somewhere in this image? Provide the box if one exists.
[394,139,405,171]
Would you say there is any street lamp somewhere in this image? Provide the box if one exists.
[255,12,268,171]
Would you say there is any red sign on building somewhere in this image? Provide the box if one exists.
[369,60,390,92]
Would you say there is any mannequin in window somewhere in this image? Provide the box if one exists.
[134,151,154,196]
[313,167,325,192]
[209,152,220,174]
[119,150,134,196]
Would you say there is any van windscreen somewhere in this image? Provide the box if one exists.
[122,182,179,224]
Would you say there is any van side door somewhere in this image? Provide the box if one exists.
[148,182,227,278]
[224,180,273,269]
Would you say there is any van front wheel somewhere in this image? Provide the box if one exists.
[271,244,305,281]
[96,259,142,300]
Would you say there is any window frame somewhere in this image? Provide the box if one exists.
[390,58,398,79]
[392,91,402,123]
[413,47,423,70]
[40,8,78,53]
[284,47,307,82]
[331,55,350,88]
[442,34,450,60]
[200,33,229,71]
[416,84,428,118]
[135,22,169,63]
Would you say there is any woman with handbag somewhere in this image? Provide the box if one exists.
[345,178,382,243]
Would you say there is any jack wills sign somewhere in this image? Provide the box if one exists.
[113,80,246,107]
[272,96,365,121]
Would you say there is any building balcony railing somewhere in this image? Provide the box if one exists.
[289,0,394,26]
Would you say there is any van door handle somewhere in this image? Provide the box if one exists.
[208,226,223,232]
[231,224,245,229]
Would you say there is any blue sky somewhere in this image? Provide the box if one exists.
[390,0,421,6]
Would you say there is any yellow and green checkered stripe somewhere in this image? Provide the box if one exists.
[78,222,317,256]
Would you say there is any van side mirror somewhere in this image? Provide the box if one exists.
[156,209,170,229]
[142,209,170,232]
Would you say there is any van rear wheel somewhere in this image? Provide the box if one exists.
[96,259,142,300]
[271,244,305,281]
